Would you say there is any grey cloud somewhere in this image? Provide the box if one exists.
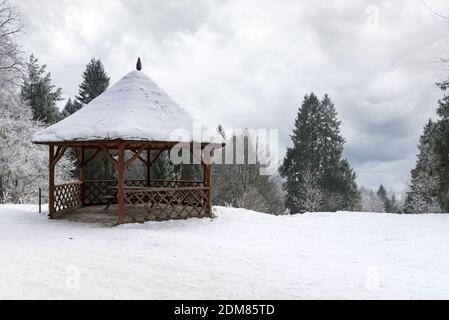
[13,0,449,193]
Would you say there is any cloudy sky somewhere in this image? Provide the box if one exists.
[15,0,449,193]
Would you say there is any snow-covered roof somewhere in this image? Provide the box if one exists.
[32,70,224,145]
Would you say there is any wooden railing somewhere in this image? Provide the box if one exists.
[53,180,210,221]
[83,180,206,205]
[53,182,83,215]
[125,186,210,220]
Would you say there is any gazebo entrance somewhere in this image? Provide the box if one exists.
[49,142,214,224]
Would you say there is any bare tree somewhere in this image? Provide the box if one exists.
[213,130,285,215]
[290,169,324,213]
[0,0,23,89]
[358,187,385,213]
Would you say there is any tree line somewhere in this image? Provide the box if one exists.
[0,0,448,214]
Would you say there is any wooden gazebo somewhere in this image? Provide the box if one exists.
[32,59,224,224]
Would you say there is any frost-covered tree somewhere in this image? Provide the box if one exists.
[405,171,441,214]
[376,185,391,212]
[62,97,82,117]
[176,163,202,181]
[290,169,324,213]
[280,93,358,213]
[404,120,442,214]
[359,187,385,213]
[389,193,402,214]
[20,54,63,124]
[0,0,23,89]
[430,74,449,212]
[0,89,74,204]
[76,58,110,106]
[151,152,176,180]
[213,129,285,215]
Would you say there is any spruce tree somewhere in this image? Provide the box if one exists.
[280,93,358,213]
[76,58,110,105]
[21,54,63,125]
[151,153,175,180]
[431,78,449,212]
[377,185,391,212]
[404,120,442,213]
[62,97,82,117]
[75,58,112,180]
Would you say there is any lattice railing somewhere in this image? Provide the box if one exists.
[54,182,82,214]
[125,187,210,220]
[150,180,205,189]
[83,180,205,205]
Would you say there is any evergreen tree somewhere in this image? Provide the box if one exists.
[431,78,449,212]
[217,124,226,140]
[151,152,175,180]
[377,185,392,212]
[74,58,112,180]
[404,120,442,213]
[62,97,82,117]
[177,164,202,181]
[21,54,63,125]
[389,193,401,214]
[76,58,110,105]
[280,93,358,213]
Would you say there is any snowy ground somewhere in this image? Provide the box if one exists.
[1,205,449,300]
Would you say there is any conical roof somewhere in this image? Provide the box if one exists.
[32,70,224,145]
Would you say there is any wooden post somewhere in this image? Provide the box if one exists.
[78,147,86,205]
[147,147,152,187]
[117,144,126,224]
[39,188,42,214]
[205,164,213,218]
[48,145,55,219]
[203,148,213,218]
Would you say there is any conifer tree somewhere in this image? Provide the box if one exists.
[76,58,110,105]
[21,54,63,125]
[62,97,82,117]
[75,58,112,180]
[151,153,175,180]
[404,120,442,213]
[280,93,358,213]
[431,77,449,212]
[377,185,392,212]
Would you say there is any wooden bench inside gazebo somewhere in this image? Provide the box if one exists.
[32,59,224,225]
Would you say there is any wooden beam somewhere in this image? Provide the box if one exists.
[101,145,118,168]
[203,163,213,218]
[150,150,164,166]
[51,146,67,168]
[117,144,126,224]
[34,140,226,152]
[202,148,214,218]
[82,147,101,166]
[48,145,55,219]
[78,147,86,205]
[147,148,152,186]
[124,147,145,170]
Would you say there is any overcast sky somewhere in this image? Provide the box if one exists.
[15,0,449,193]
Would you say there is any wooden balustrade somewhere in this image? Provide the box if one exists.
[125,186,210,220]
[53,182,83,216]
[53,180,210,221]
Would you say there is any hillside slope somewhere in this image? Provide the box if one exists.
[1,205,449,299]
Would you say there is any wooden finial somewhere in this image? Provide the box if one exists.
[136,57,142,71]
